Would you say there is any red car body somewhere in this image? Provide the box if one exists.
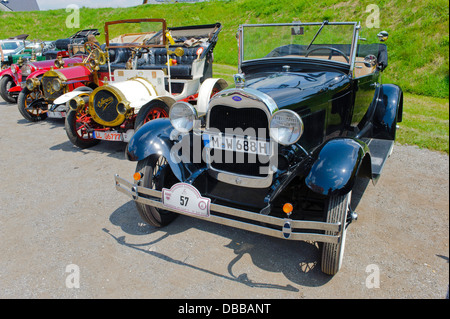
[17,52,107,121]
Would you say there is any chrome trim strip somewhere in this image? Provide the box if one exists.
[115,175,342,244]
[349,22,360,76]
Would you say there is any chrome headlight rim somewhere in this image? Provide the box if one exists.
[21,65,31,76]
[269,109,304,146]
[169,101,198,133]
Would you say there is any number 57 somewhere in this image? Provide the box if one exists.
[180,195,189,206]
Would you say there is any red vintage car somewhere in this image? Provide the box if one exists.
[0,52,83,104]
[1,29,100,104]
[17,42,106,121]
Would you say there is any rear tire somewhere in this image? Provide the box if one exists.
[0,76,17,104]
[135,155,178,228]
[321,191,351,276]
[65,109,100,149]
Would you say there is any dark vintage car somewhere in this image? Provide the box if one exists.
[59,19,224,149]
[114,21,403,275]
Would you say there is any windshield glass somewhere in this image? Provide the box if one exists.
[1,42,19,50]
[105,20,166,48]
[241,23,356,64]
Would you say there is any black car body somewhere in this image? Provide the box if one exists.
[115,21,403,275]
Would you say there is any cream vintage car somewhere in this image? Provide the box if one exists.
[53,18,226,148]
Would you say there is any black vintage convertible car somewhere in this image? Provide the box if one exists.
[114,21,403,275]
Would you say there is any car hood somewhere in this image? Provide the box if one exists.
[29,57,84,69]
[244,70,350,109]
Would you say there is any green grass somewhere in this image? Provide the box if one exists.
[397,94,449,154]
[0,0,448,98]
[1,0,448,153]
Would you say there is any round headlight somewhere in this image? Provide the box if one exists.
[169,102,198,133]
[26,79,35,91]
[269,110,303,145]
[52,78,61,91]
[26,78,40,91]
[10,65,17,74]
[117,101,130,115]
[22,65,31,76]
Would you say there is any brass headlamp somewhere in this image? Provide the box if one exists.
[54,56,65,68]
[26,77,41,91]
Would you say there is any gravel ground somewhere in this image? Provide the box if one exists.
[0,96,448,299]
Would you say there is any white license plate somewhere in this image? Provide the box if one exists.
[93,131,123,141]
[47,111,66,118]
[162,183,210,218]
[205,134,271,156]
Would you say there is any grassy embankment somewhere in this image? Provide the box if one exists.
[0,0,448,153]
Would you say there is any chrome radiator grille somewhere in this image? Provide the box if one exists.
[207,105,270,178]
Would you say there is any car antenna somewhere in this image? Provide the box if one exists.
[306,20,329,51]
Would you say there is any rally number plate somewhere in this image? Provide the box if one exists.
[162,183,210,218]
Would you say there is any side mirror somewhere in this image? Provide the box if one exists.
[291,21,304,36]
[377,31,389,42]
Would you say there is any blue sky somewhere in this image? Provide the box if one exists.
[36,0,143,10]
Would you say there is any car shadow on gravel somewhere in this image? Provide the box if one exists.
[16,117,66,129]
[49,139,128,160]
[105,200,340,291]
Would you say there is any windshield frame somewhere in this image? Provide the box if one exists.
[238,21,360,74]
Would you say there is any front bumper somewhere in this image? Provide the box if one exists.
[114,174,343,244]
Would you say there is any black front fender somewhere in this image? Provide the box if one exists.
[305,138,371,196]
[126,118,196,182]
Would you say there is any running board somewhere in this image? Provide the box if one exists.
[361,138,394,183]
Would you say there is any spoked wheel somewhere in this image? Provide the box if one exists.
[135,155,179,228]
[65,109,100,149]
[17,88,48,122]
[0,76,17,104]
[134,100,169,131]
[321,191,352,276]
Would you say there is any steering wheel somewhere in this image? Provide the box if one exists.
[305,46,349,63]
[130,46,150,58]
[83,42,107,69]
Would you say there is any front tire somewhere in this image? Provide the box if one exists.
[17,87,48,122]
[65,109,100,149]
[0,76,17,103]
[135,155,178,228]
[321,191,352,276]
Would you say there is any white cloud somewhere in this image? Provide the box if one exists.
[36,0,143,10]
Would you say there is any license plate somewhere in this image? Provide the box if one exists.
[47,111,66,118]
[162,183,210,218]
[205,133,271,156]
[93,131,123,141]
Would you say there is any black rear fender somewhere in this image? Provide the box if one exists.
[373,84,403,140]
